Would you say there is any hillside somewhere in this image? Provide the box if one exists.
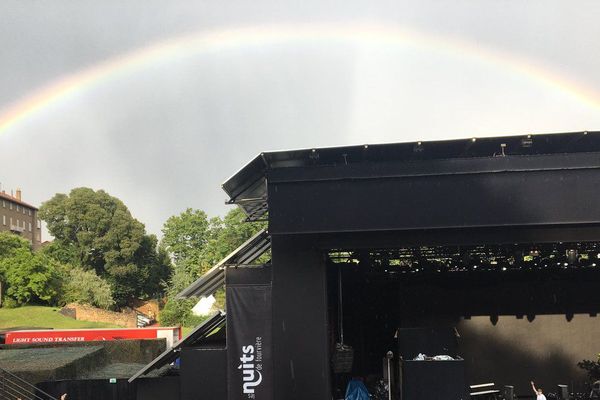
[0,306,123,330]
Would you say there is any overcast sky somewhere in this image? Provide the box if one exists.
[1,0,600,238]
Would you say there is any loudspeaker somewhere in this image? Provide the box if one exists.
[558,384,569,399]
[504,385,514,400]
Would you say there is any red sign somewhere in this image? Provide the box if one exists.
[4,327,182,346]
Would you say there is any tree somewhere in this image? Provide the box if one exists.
[39,187,172,306]
[161,207,266,294]
[0,232,32,306]
[0,248,61,305]
[198,208,268,272]
[161,209,210,295]
[61,267,114,309]
[159,207,266,325]
[161,209,210,264]
[0,231,31,258]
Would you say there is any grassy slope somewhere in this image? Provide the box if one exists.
[0,306,122,329]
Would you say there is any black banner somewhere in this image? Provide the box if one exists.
[227,272,272,400]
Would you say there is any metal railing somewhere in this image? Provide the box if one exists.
[0,367,58,400]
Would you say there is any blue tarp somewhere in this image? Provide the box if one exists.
[345,379,370,400]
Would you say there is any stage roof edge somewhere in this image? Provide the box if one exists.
[222,131,600,221]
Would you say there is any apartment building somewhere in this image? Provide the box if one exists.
[0,189,42,250]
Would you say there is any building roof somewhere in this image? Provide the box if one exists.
[0,191,38,210]
[222,131,600,221]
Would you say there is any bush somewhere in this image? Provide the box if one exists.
[159,298,207,327]
[1,297,18,309]
[61,267,114,309]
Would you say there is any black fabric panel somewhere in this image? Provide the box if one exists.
[270,236,331,400]
[37,379,138,400]
[136,377,180,400]
[402,360,467,400]
[181,348,226,400]
[226,269,272,400]
[226,266,272,286]
[268,168,600,235]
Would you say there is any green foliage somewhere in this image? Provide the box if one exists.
[39,187,172,306]
[159,298,207,327]
[0,231,31,259]
[0,249,61,305]
[161,209,210,295]
[159,207,266,327]
[162,209,210,265]
[198,208,268,273]
[135,235,172,298]
[2,297,18,309]
[38,240,79,266]
[161,208,266,297]
[61,267,114,309]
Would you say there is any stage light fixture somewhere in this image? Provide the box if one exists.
[521,136,533,148]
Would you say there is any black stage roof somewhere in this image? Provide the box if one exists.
[223,131,600,222]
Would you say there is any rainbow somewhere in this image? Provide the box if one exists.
[1,22,599,135]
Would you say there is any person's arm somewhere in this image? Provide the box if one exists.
[531,381,537,395]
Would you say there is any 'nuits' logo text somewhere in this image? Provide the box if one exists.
[239,337,263,398]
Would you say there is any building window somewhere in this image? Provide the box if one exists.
[29,222,32,231]
[29,209,31,216]
[37,219,41,229]
[16,205,20,212]
[10,217,12,225]
[2,215,5,225]
[9,203,12,210]
[23,208,25,214]
[2,200,5,207]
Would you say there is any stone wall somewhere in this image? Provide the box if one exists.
[61,303,137,327]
